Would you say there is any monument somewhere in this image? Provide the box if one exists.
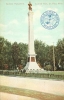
[24,2,43,72]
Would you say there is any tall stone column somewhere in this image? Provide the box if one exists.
[28,10,36,62]
[28,11,35,55]
[24,2,42,72]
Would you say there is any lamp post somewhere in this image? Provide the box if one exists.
[53,42,55,71]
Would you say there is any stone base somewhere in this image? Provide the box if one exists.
[23,62,44,73]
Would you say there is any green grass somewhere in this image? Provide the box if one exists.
[0,85,64,100]
[0,70,64,80]
[48,71,64,75]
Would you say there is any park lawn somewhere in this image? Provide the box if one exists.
[0,85,64,100]
[0,70,64,80]
[48,71,64,75]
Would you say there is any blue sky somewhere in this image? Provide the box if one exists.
[0,0,64,45]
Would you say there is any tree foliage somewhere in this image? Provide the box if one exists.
[0,37,4,69]
[55,38,64,70]
[0,36,64,71]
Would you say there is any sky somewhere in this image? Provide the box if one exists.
[0,0,64,45]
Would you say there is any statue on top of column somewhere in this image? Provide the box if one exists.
[28,2,32,11]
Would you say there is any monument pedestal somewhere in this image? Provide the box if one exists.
[24,54,41,71]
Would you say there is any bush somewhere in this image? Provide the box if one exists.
[44,65,53,71]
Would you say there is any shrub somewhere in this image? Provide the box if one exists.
[44,65,53,71]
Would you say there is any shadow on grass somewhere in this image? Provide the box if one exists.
[0,86,64,100]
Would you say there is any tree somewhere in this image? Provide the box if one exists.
[18,43,28,67]
[34,40,46,68]
[11,42,20,69]
[0,37,4,69]
[56,38,64,70]
[0,36,64,71]
[3,40,12,69]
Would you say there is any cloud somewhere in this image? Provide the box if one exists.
[34,27,52,40]
[43,35,52,39]
[60,33,64,38]
[59,12,64,20]
[0,24,7,31]
[42,35,55,45]
[33,10,41,21]
[34,26,45,34]
[0,19,20,32]
[0,24,6,28]
[0,31,14,37]
[8,19,19,25]
[33,5,42,11]
[0,18,28,43]
[1,27,28,43]
[34,32,54,45]
[6,19,21,32]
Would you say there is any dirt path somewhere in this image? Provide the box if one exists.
[0,75,64,100]
[0,75,64,96]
